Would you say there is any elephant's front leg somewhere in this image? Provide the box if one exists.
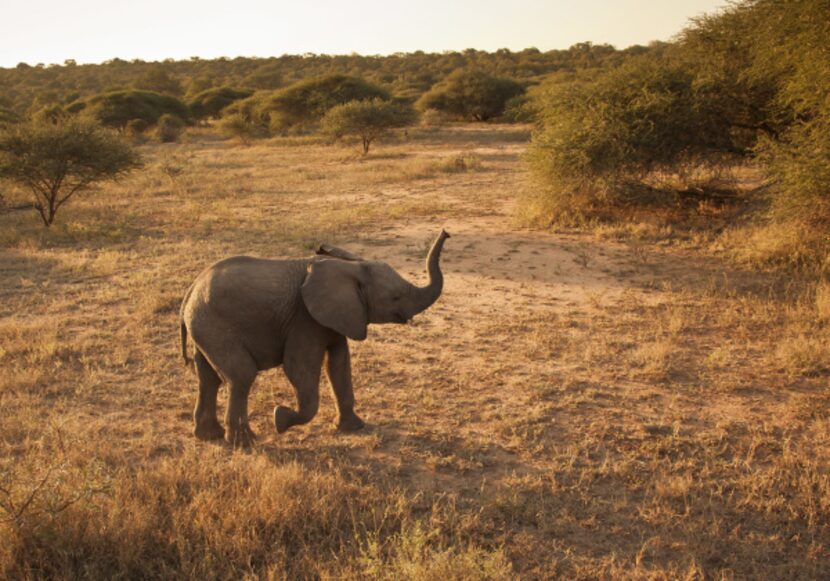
[275,337,324,433]
[325,336,365,432]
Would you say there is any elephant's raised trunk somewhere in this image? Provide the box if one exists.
[408,229,450,315]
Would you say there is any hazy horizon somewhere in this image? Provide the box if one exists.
[1,0,726,68]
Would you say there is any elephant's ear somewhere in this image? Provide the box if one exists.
[302,258,368,341]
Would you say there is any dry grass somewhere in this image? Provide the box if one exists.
[1,125,828,579]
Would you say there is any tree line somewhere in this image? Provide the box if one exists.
[0,44,642,119]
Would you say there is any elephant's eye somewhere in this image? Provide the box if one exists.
[392,294,401,301]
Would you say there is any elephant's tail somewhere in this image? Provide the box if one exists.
[180,320,194,373]
[180,285,195,374]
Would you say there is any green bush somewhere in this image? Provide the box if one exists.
[73,90,191,130]
[744,0,830,228]
[416,69,525,121]
[321,99,417,154]
[188,87,253,120]
[155,114,185,143]
[526,0,830,272]
[528,55,738,217]
[219,75,390,138]
[0,118,141,226]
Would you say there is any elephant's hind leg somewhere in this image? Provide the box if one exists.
[223,357,258,448]
[196,335,258,447]
[193,350,225,441]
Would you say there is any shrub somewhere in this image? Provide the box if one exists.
[0,119,141,226]
[31,104,69,125]
[268,75,390,130]
[321,99,417,154]
[417,69,525,121]
[125,118,149,139]
[155,114,185,143]
[219,75,390,138]
[0,107,20,128]
[216,95,265,139]
[745,0,830,228]
[188,87,253,120]
[528,55,737,217]
[74,90,191,130]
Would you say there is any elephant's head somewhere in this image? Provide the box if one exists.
[301,230,450,340]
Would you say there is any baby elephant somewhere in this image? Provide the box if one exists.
[180,230,450,446]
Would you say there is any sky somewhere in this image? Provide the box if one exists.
[0,0,728,68]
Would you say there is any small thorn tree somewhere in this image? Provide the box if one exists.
[321,99,417,155]
[0,119,141,227]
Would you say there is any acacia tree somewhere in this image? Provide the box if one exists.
[0,119,141,226]
[321,99,417,154]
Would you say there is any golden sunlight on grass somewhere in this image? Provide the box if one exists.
[1,125,829,579]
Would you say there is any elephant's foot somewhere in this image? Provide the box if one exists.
[226,422,256,448]
[194,418,225,441]
[336,412,365,432]
[274,405,296,434]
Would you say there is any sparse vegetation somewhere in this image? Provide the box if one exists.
[321,99,417,154]
[0,118,141,226]
[2,2,829,577]
[2,125,829,578]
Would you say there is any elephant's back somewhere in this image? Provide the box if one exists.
[183,256,311,368]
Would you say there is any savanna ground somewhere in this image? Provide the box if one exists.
[1,125,829,579]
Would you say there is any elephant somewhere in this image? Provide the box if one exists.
[179,229,450,446]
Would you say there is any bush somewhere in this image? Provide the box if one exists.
[125,118,149,139]
[188,87,253,120]
[528,55,739,218]
[0,107,20,128]
[155,114,185,143]
[417,69,525,121]
[0,119,141,226]
[269,75,390,130]
[744,0,830,228]
[73,90,191,130]
[219,75,390,138]
[321,99,417,154]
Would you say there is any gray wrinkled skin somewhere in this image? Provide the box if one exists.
[179,230,450,446]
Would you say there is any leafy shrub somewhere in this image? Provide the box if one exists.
[0,107,20,128]
[155,114,185,143]
[419,108,450,127]
[0,118,141,226]
[528,55,740,218]
[220,75,390,138]
[125,118,149,138]
[269,75,389,129]
[417,69,525,121]
[501,93,536,123]
[73,90,191,130]
[188,87,253,120]
[321,99,417,154]
[31,104,69,125]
